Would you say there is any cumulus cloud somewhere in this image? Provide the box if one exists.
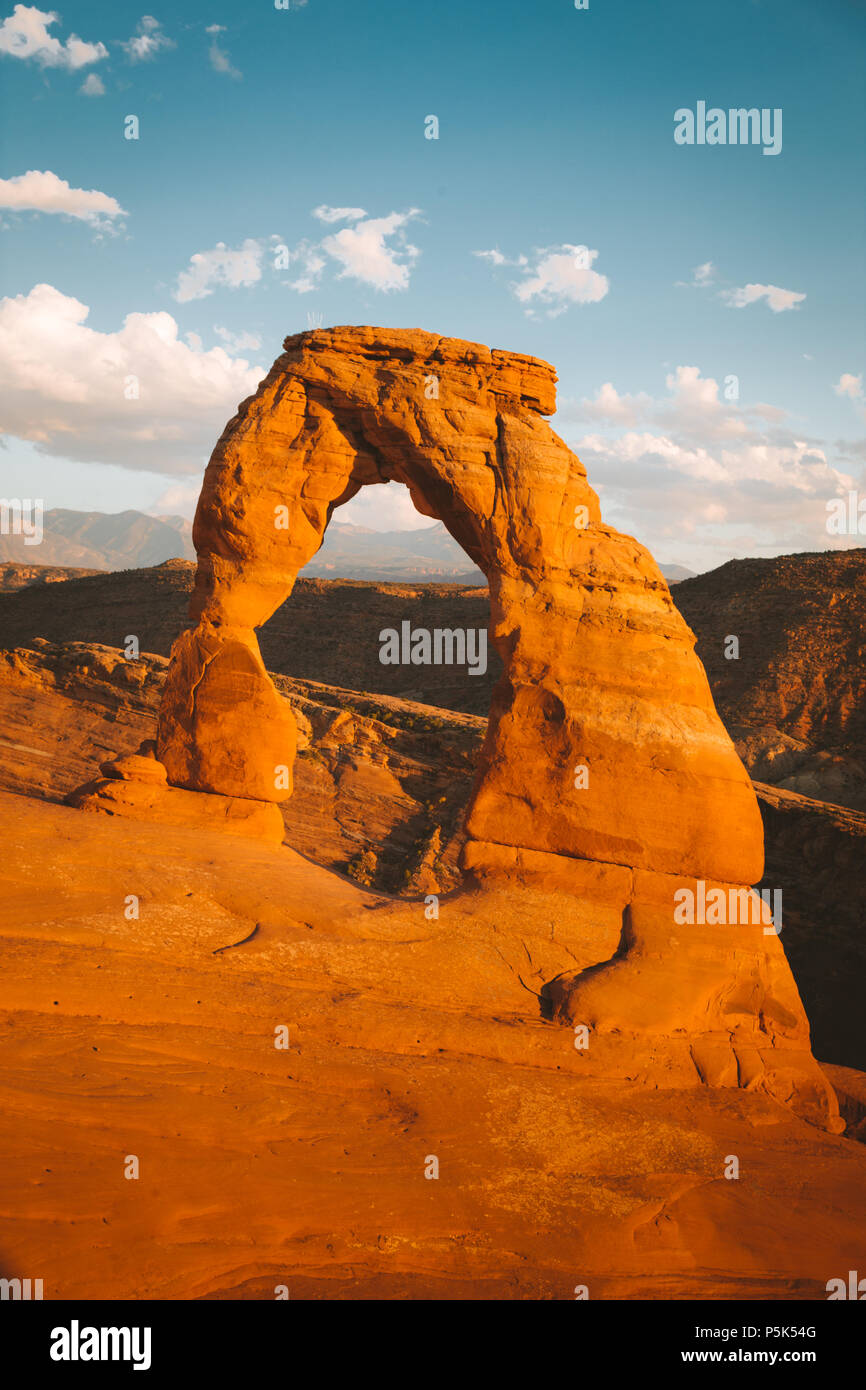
[477,242,609,316]
[0,283,264,473]
[0,4,107,68]
[572,381,654,428]
[656,365,757,440]
[208,32,241,79]
[473,248,525,267]
[834,373,863,400]
[151,480,202,514]
[563,366,858,567]
[120,15,173,63]
[213,324,261,353]
[563,365,766,442]
[318,207,421,291]
[677,261,804,314]
[279,209,422,292]
[721,282,806,313]
[0,169,126,230]
[79,71,104,95]
[579,429,842,492]
[676,260,716,288]
[340,481,440,531]
[577,430,730,484]
[173,239,264,303]
[284,241,326,293]
[171,210,423,302]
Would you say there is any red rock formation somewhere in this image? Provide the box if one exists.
[159,328,762,877]
[93,327,838,1127]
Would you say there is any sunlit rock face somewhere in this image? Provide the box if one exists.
[147,326,839,1130]
[157,326,762,882]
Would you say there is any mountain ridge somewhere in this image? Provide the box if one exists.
[0,508,694,583]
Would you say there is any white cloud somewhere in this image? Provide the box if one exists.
[580,429,849,497]
[0,283,264,473]
[834,373,863,400]
[565,367,858,568]
[564,365,761,442]
[676,260,716,288]
[120,15,173,62]
[0,169,126,230]
[577,429,856,565]
[285,241,326,293]
[656,364,753,440]
[340,481,440,531]
[173,239,263,303]
[721,282,806,313]
[313,205,367,224]
[0,4,107,68]
[281,210,424,292]
[514,245,609,313]
[171,210,424,303]
[318,208,421,291]
[208,34,240,79]
[151,480,202,515]
[473,247,528,268]
[79,71,104,96]
[213,324,262,353]
[478,242,609,315]
[574,381,654,427]
[578,430,730,484]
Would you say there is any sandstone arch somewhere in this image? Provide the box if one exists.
[157,326,762,883]
[136,326,837,1129]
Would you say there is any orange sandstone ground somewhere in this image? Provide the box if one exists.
[2,788,866,1301]
[1,323,864,1299]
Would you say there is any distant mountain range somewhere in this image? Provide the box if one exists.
[302,521,484,582]
[0,509,195,570]
[0,508,694,583]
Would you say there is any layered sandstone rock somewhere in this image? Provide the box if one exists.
[82,326,838,1126]
[158,327,763,882]
[3,787,865,1300]
[69,740,285,845]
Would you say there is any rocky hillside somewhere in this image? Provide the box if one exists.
[1,636,864,1071]
[675,549,866,808]
[0,562,103,592]
[0,562,497,715]
[0,640,480,897]
[1,550,864,798]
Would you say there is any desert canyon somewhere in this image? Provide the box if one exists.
[1,328,865,1300]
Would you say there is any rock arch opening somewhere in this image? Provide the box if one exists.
[249,476,499,894]
[156,325,763,888]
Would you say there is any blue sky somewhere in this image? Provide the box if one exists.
[0,0,864,571]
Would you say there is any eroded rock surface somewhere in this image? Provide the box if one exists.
[159,327,762,883]
[65,328,841,1127]
[2,789,864,1299]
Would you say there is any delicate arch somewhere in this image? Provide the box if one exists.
[157,326,763,885]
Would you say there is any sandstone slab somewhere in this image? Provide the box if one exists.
[68,776,285,845]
